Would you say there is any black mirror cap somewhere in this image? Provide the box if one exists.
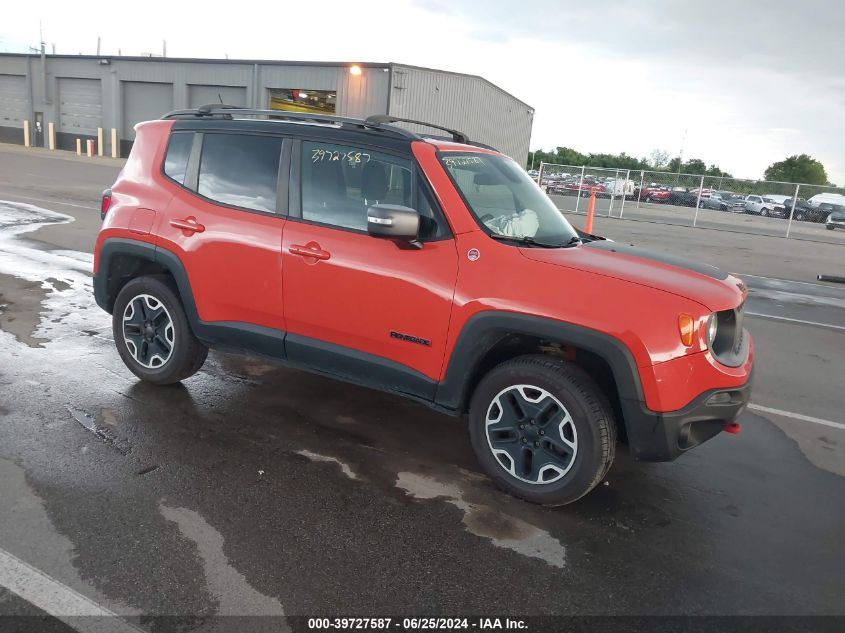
[367,204,420,241]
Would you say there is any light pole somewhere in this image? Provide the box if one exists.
[675,129,687,185]
[530,151,537,171]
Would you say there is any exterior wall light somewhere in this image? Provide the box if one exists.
[349,65,362,76]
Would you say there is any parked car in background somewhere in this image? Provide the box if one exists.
[763,194,791,206]
[700,191,740,211]
[634,184,671,203]
[599,178,635,199]
[818,203,845,225]
[825,206,845,230]
[780,197,823,222]
[562,179,605,196]
[807,193,845,208]
[669,188,699,207]
[744,195,785,217]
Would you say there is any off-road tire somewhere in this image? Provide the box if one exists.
[468,355,616,506]
[112,276,208,384]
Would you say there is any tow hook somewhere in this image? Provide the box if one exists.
[723,422,741,435]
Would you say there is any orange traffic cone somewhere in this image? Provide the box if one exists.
[584,187,596,234]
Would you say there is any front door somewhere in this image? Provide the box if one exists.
[282,139,458,397]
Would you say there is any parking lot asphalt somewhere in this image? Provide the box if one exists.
[0,145,843,627]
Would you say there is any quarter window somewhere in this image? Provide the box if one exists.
[198,133,283,213]
[163,132,193,185]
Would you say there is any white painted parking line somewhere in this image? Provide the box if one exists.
[3,194,98,211]
[745,311,845,331]
[0,548,143,633]
[748,404,845,431]
[738,272,845,291]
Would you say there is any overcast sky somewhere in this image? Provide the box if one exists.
[2,0,843,183]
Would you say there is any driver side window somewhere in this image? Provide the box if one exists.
[300,140,449,240]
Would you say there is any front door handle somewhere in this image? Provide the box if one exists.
[170,217,205,234]
[289,243,331,261]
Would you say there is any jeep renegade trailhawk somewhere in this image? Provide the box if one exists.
[94,107,753,505]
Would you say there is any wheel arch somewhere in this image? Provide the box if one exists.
[94,238,200,328]
[434,312,645,430]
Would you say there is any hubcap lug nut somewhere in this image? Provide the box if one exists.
[522,438,527,444]
[519,424,525,430]
[539,430,545,435]
[534,441,540,447]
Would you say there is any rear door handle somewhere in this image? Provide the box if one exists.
[170,217,205,234]
[289,243,331,261]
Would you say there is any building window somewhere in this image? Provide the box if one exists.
[198,133,283,213]
[268,89,336,114]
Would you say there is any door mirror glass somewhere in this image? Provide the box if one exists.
[367,204,420,241]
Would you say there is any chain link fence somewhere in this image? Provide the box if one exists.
[538,162,845,245]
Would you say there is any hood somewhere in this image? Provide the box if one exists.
[520,241,745,312]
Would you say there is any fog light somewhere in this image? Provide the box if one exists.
[707,392,732,405]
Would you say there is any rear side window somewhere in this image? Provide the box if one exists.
[163,132,193,184]
[198,133,283,213]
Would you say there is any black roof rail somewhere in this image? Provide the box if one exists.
[159,107,475,147]
[160,105,419,140]
[364,114,469,144]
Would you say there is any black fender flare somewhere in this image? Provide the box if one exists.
[433,312,645,415]
[94,237,284,356]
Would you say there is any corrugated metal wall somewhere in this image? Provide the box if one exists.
[0,55,531,162]
[188,84,248,108]
[388,64,533,164]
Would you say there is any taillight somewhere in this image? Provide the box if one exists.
[100,189,112,220]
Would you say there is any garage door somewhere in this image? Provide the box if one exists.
[58,78,102,137]
[122,81,173,140]
[0,74,27,143]
[188,84,247,109]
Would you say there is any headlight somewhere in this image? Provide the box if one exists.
[707,314,718,347]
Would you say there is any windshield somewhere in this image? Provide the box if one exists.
[439,152,578,245]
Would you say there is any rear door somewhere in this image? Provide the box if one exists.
[156,129,289,339]
[281,138,458,396]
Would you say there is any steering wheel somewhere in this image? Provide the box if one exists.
[479,213,494,223]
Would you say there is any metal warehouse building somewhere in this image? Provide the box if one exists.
[0,54,533,162]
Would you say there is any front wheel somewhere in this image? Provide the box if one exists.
[112,276,208,384]
[761,208,769,217]
[468,355,616,506]
[827,225,835,230]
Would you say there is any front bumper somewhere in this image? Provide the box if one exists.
[623,371,753,462]
[826,218,845,228]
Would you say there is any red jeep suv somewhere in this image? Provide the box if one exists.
[94,107,753,505]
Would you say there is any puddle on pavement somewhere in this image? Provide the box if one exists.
[395,471,566,568]
[295,449,359,480]
[159,504,287,620]
[65,405,131,456]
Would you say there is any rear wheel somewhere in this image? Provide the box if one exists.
[698,201,705,208]
[827,225,835,230]
[112,276,208,384]
[468,355,616,506]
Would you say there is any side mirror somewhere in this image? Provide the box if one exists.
[367,204,420,244]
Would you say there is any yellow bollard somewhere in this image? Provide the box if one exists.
[23,120,30,147]
[48,122,55,150]
[97,128,104,157]
[76,138,82,155]
[111,128,118,158]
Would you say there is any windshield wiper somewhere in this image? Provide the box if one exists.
[488,234,580,248]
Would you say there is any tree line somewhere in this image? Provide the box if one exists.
[530,147,835,186]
